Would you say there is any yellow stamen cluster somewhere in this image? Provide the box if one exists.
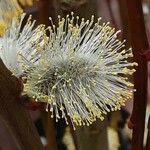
[18,0,37,6]
[0,0,37,36]
[0,21,7,36]
[0,0,22,36]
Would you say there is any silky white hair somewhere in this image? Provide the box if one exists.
[0,14,46,76]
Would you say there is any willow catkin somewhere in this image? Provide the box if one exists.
[0,14,47,76]
[22,13,137,128]
[0,0,37,36]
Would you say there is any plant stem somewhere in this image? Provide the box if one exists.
[126,0,149,149]
[0,59,44,150]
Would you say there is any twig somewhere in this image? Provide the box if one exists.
[126,0,149,149]
[0,59,44,150]
[37,1,58,149]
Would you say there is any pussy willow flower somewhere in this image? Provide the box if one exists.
[0,14,47,76]
[0,0,37,36]
[0,0,22,36]
[23,13,137,128]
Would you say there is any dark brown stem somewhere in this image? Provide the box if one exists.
[118,0,130,46]
[40,110,58,150]
[126,0,149,149]
[37,0,56,25]
[106,0,117,27]
[0,59,44,150]
[37,1,58,150]
[145,115,150,150]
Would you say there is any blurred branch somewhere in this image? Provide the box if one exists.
[106,0,117,27]
[37,0,56,25]
[118,0,130,46]
[56,0,97,20]
[56,1,108,150]
[40,110,58,150]
[37,1,58,150]
[126,0,149,149]
[0,59,44,150]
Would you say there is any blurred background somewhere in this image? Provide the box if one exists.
[0,0,150,149]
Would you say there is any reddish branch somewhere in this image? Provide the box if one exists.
[37,1,58,150]
[0,59,44,150]
[126,0,150,149]
[106,0,117,27]
[118,0,130,46]
[37,0,56,25]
